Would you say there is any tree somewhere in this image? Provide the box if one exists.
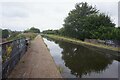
[85,13,115,39]
[29,27,40,33]
[24,27,40,33]
[62,2,115,40]
[111,27,120,40]
[63,2,98,40]
[2,29,9,38]
[42,29,59,34]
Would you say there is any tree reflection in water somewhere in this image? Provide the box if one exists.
[45,37,113,78]
[55,41,113,78]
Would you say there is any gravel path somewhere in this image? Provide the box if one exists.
[8,35,61,78]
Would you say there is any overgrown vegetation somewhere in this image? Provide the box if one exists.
[1,27,40,42]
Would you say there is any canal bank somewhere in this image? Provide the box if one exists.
[44,34,120,58]
[8,35,61,78]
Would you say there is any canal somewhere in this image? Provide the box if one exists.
[43,37,119,78]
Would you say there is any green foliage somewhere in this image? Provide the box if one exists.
[42,2,119,41]
[111,27,120,40]
[1,28,39,42]
[45,34,119,52]
[19,33,37,40]
[24,27,40,33]
[6,31,21,41]
[59,2,116,40]
[42,29,59,34]
[2,29,9,38]
[62,2,99,40]
[2,45,13,63]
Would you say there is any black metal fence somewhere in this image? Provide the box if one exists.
[0,38,27,78]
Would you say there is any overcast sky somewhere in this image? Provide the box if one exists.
[0,0,119,31]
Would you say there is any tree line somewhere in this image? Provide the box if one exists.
[24,27,40,33]
[1,27,40,40]
[42,2,120,41]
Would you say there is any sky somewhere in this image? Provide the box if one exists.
[118,1,120,26]
[0,0,119,31]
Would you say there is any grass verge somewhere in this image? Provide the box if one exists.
[44,34,120,57]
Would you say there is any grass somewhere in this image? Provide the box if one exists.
[18,33,38,40]
[45,34,119,52]
[7,32,38,41]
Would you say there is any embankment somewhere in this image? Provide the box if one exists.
[44,34,120,60]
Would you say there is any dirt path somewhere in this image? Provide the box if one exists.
[8,35,62,78]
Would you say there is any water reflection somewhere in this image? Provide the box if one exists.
[58,41,113,77]
[44,37,119,78]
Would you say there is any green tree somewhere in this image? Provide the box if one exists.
[62,2,115,40]
[2,29,9,38]
[42,29,59,34]
[111,27,120,40]
[63,2,98,40]
[24,27,40,33]
[84,13,115,39]
[29,27,40,33]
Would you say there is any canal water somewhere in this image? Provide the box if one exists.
[43,37,119,78]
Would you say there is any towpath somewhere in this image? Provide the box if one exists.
[8,35,61,78]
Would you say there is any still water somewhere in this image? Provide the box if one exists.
[43,37,119,78]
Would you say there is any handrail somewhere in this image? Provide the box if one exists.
[0,38,25,45]
[1,38,28,78]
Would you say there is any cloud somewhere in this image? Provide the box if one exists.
[92,2,118,26]
[118,1,120,26]
[0,0,119,31]
[1,2,29,18]
[0,0,119,2]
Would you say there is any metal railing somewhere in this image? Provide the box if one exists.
[0,38,28,78]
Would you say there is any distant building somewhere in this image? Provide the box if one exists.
[118,1,120,26]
